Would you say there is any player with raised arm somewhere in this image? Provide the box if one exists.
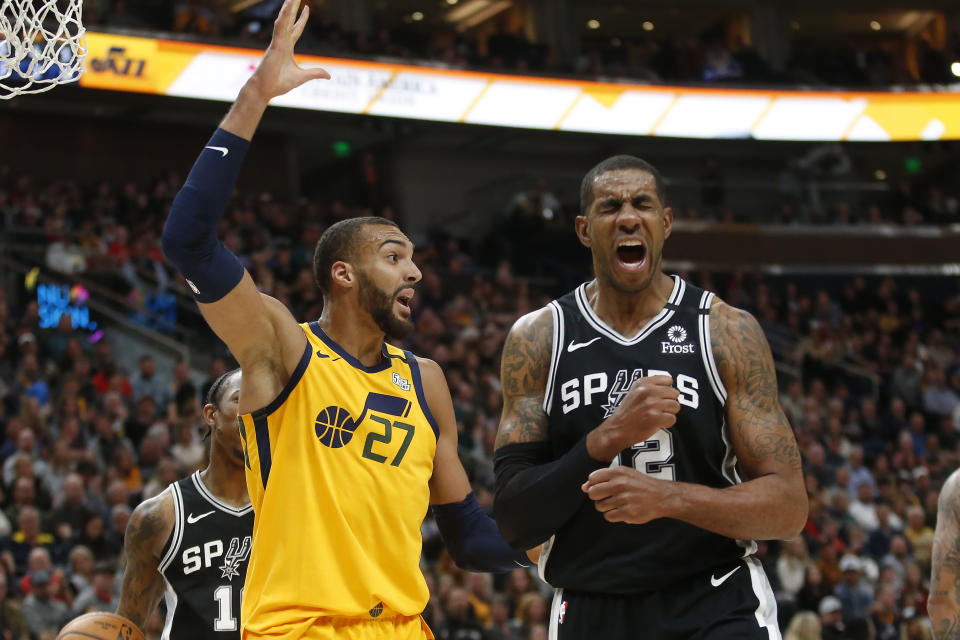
[116,369,252,639]
[930,469,960,639]
[493,155,807,639]
[158,2,530,638]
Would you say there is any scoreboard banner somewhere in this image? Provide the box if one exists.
[80,31,960,141]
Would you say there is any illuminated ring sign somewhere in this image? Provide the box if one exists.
[78,32,960,142]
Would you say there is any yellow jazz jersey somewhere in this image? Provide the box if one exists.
[238,322,438,638]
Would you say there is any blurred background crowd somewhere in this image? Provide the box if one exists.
[0,155,959,639]
[2,0,960,638]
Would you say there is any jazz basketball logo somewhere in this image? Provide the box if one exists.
[315,405,358,448]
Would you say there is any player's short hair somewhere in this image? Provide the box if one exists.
[579,155,667,215]
[205,368,240,409]
[312,216,399,295]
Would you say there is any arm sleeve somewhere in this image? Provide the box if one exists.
[160,128,250,303]
[431,492,530,573]
[493,438,607,550]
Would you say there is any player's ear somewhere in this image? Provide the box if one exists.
[663,206,674,240]
[330,261,354,289]
[574,215,591,248]
[202,403,217,428]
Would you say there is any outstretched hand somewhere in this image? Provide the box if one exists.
[248,0,330,101]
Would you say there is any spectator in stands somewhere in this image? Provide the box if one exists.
[70,514,117,564]
[64,546,93,600]
[170,423,204,473]
[3,430,53,490]
[438,586,483,640]
[69,561,117,615]
[129,355,170,414]
[44,473,92,544]
[923,367,959,418]
[903,506,934,572]
[845,446,876,498]
[777,537,810,602]
[819,595,845,639]
[3,507,56,576]
[881,535,909,592]
[833,555,873,624]
[18,547,60,598]
[869,584,900,639]
[482,593,522,640]
[0,572,29,640]
[783,610,820,640]
[20,569,67,636]
[124,395,159,454]
[849,482,879,532]
[110,448,141,494]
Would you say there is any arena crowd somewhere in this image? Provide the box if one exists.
[83,1,960,87]
[0,161,959,639]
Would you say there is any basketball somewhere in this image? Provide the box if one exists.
[57,612,146,640]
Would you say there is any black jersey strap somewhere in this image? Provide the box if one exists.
[493,438,607,550]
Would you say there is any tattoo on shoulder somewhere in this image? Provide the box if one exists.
[125,498,168,561]
[500,309,553,395]
[495,309,553,449]
[711,301,801,471]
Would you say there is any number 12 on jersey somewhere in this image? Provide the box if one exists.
[618,429,675,480]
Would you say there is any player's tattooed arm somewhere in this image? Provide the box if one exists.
[711,301,802,473]
[640,299,807,540]
[930,470,960,639]
[494,307,605,549]
[117,490,175,630]
[494,307,554,449]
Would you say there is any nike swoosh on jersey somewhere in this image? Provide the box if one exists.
[567,337,601,352]
[187,510,216,524]
[205,145,229,157]
[710,565,741,587]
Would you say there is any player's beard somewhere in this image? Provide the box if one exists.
[356,270,415,340]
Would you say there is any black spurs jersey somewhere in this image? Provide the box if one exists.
[158,472,254,640]
[539,275,757,595]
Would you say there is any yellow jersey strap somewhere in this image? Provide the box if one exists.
[242,335,312,490]
[402,349,440,440]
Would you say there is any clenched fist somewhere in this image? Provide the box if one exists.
[586,375,680,462]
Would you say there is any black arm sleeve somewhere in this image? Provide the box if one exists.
[493,438,607,550]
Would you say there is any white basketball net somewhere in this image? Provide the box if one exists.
[0,0,86,99]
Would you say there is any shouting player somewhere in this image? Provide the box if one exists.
[159,1,530,638]
[493,155,807,639]
[117,369,252,639]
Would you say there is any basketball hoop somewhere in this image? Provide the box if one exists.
[0,0,86,99]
